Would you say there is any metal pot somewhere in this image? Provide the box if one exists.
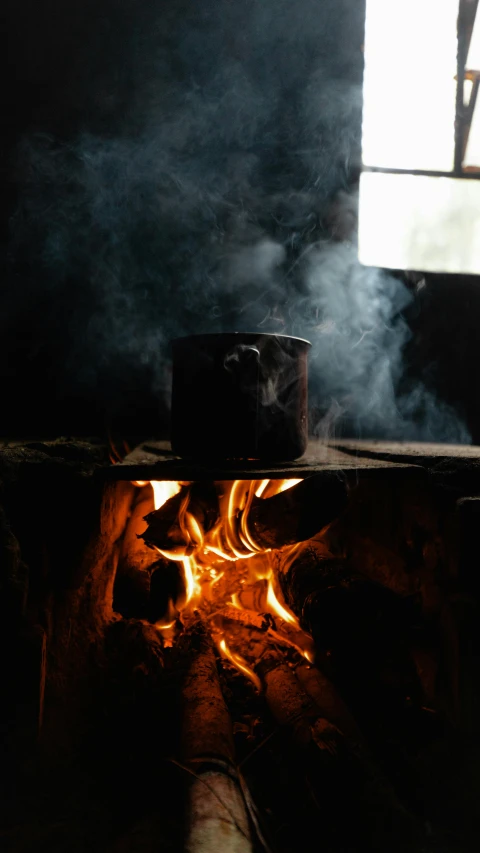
[170,332,311,461]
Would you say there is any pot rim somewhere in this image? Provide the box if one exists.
[171,332,312,347]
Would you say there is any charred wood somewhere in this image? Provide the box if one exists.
[106,618,164,679]
[272,541,415,659]
[262,660,328,743]
[180,621,235,763]
[274,540,441,821]
[295,662,414,821]
[262,659,419,850]
[118,485,158,575]
[248,471,348,548]
[215,605,315,661]
[295,662,366,745]
[141,473,348,556]
[142,483,219,552]
[113,486,159,619]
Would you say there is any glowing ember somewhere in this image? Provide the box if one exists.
[135,478,315,688]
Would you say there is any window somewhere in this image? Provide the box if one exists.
[359,0,480,273]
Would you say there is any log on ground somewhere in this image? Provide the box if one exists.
[262,658,420,851]
[180,621,252,853]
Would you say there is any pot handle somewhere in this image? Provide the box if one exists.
[224,344,260,371]
[223,344,260,393]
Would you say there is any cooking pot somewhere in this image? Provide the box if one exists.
[170,332,310,461]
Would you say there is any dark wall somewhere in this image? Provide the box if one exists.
[405,275,480,443]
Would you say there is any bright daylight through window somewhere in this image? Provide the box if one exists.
[359,0,480,273]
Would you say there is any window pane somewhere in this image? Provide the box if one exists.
[466,4,480,71]
[464,6,480,168]
[362,0,459,172]
[464,93,480,167]
[359,171,480,273]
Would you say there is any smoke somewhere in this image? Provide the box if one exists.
[303,239,470,442]
[5,0,470,441]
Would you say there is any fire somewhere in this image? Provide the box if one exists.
[217,638,262,693]
[181,556,200,607]
[134,477,314,687]
[275,478,303,494]
[151,480,182,510]
[266,579,297,626]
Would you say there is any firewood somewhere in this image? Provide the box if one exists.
[218,606,272,631]
[272,540,407,651]
[216,606,315,661]
[142,483,219,552]
[295,662,413,817]
[105,618,165,677]
[262,660,334,745]
[180,621,252,853]
[274,540,428,711]
[262,660,419,850]
[113,486,160,619]
[261,658,358,849]
[247,471,348,549]
[295,662,364,745]
[180,621,234,761]
[118,485,158,575]
[274,540,436,830]
[141,473,348,556]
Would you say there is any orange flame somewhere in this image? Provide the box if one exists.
[217,638,262,692]
[142,478,313,680]
[266,579,298,626]
[276,478,303,493]
[151,480,182,510]
[255,479,270,497]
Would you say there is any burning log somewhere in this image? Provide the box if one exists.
[180,622,252,853]
[142,482,219,553]
[216,605,315,661]
[113,485,158,619]
[141,472,348,557]
[273,541,427,715]
[248,471,348,549]
[119,485,158,573]
[272,540,408,652]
